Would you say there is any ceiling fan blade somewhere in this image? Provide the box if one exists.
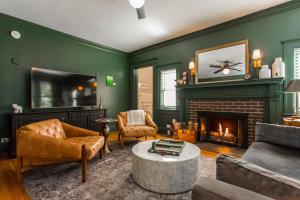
[229,62,242,67]
[209,65,222,68]
[136,6,146,19]
[228,67,242,72]
[214,68,224,74]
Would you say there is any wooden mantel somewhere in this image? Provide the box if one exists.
[176,77,284,124]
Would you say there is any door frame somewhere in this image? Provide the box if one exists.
[131,58,157,119]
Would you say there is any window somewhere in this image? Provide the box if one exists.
[294,48,300,111]
[294,48,300,79]
[160,68,176,109]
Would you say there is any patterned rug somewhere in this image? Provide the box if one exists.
[24,142,216,200]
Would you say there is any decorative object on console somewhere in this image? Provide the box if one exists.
[12,104,23,113]
[244,74,252,80]
[259,65,271,79]
[272,57,286,78]
[175,79,184,85]
[285,79,300,115]
[195,40,249,81]
[182,71,188,85]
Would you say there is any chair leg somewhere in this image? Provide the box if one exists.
[118,132,121,142]
[81,145,87,183]
[16,157,23,184]
[121,137,124,149]
[99,147,103,159]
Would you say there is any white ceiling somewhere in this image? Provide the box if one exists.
[0,0,290,52]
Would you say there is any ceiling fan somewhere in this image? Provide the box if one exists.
[209,61,242,75]
[129,0,146,19]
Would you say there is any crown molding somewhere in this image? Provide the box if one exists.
[130,1,300,55]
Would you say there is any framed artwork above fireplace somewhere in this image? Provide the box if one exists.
[195,40,249,82]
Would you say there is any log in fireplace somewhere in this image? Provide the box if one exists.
[197,111,248,148]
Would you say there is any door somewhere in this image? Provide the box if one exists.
[136,66,153,116]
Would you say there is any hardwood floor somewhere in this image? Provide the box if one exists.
[0,159,30,200]
[0,132,229,199]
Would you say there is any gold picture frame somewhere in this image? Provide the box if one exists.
[195,40,249,82]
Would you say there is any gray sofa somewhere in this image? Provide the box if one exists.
[192,123,300,200]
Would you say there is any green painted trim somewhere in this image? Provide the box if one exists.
[0,13,127,55]
[176,78,284,89]
[130,1,300,55]
[282,38,300,44]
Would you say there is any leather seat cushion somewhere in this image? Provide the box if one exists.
[66,136,104,160]
[20,119,67,139]
[123,126,156,137]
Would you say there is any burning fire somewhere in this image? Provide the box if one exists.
[218,123,231,137]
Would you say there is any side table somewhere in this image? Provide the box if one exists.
[94,118,118,153]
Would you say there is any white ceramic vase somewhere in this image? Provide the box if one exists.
[272,57,286,78]
[259,65,271,79]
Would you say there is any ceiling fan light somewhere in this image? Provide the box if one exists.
[223,68,230,75]
[129,0,145,9]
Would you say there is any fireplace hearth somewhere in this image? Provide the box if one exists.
[198,111,248,148]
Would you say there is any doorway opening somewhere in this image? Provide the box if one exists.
[136,66,153,116]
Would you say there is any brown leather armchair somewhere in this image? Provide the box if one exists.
[16,119,104,183]
[117,111,158,147]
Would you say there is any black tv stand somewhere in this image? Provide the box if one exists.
[10,108,107,157]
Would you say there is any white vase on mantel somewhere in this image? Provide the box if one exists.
[259,65,271,79]
[272,57,286,78]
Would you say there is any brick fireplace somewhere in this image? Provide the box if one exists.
[176,78,283,147]
[188,99,265,146]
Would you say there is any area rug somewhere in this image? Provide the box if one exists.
[24,143,216,200]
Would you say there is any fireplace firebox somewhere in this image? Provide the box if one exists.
[197,111,248,148]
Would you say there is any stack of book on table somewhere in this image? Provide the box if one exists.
[148,139,185,156]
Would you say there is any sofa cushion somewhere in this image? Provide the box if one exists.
[255,123,300,150]
[123,126,156,137]
[66,136,104,160]
[192,177,273,200]
[217,154,300,200]
[242,142,300,180]
[19,119,66,139]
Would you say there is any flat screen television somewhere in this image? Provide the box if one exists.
[31,67,97,109]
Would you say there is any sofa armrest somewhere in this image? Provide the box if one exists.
[62,122,99,138]
[17,130,82,160]
[217,154,300,200]
[145,114,158,132]
[255,123,300,150]
[192,177,273,200]
[117,114,125,132]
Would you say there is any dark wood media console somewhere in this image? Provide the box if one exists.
[10,109,107,157]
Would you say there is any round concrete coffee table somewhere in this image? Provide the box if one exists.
[132,140,200,194]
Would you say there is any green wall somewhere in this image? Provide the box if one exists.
[0,14,130,154]
[129,1,300,130]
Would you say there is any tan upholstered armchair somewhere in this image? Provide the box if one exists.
[117,111,158,147]
[16,119,104,183]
